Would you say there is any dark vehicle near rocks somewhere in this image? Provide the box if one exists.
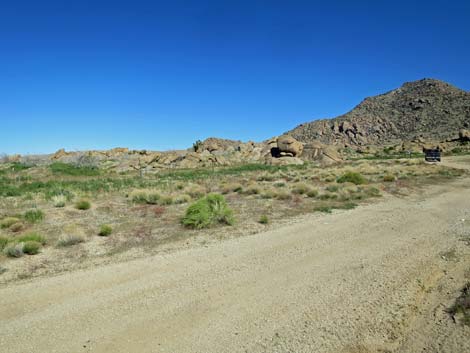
[423,148,441,162]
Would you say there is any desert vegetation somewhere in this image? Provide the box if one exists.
[0,157,465,282]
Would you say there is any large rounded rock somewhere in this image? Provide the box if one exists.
[276,135,304,157]
[459,129,470,142]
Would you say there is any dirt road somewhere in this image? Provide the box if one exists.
[1,158,470,353]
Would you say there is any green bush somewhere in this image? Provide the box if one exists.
[23,241,41,255]
[17,233,47,245]
[50,162,100,176]
[259,215,269,224]
[98,224,112,237]
[337,172,367,185]
[182,193,234,229]
[75,200,91,210]
[23,209,45,223]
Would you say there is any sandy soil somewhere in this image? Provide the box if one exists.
[1,157,470,353]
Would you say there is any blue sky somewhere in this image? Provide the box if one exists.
[1,0,469,154]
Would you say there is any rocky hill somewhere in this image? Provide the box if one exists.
[287,78,470,147]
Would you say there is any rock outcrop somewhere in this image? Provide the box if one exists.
[287,79,470,147]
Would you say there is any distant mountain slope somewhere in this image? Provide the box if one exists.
[287,79,470,146]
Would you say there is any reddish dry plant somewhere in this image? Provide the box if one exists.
[153,206,166,217]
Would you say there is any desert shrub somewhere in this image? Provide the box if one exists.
[291,183,310,195]
[336,202,358,210]
[192,140,203,152]
[173,194,191,204]
[257,174,275,182]
[313,205,332,213]
[318,193,338,200]
[9,162,33,171]
[153,206,165,216]
[0,236,9,250]
[244,185,260,195]
[364,187,381,197]
[51,194,67,207]
[4,242,24,258]
[130,190,148,203]
[45,188,74,201]
[182,193,234,229]
[23,241,41,255]
[0,217,20,229]
[337,172,367,185]
[447,282,470,326]
[146,191,161,205]
[23,209,44,223]
[221,183,243,194]
[98,224,112,237]
[326,184,339,192]
[383,174,395,182]
[306,189,319,198]
[17,232,46,245]
[50,162,100,176]
[10,222,24,233]
[57,234,85,247]
[260,189,276,199]
[75,200,91,210]
[259,215,269,224]
[275,191,291,200]
[186,185,206,198]
[159,195,174,205]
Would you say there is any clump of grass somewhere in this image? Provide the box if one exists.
[182,193,234,229]
[221,183,243,194]
[173,194,191,204]
[291,183,310,195]
[23,209,45,223]
[10,222,24,233]
[159,195,174,205]
[75,199,91,210]
[275,191,291,200]
[23,241,41,255]
[337,172,367,185]
[335,202,358,210]
[0,217,21,229]
[259,215,269,224]
[146,191,161,205]
[4,242,24,258]
[57,234,85,247]
[313,205,332,213]
[306,189,319,198]
[326,184,339,192]
[273,181,286,188]
[257,174,275,182]
[186,185,206,199]
[17,232,47,245]
[383,174,396,182]
[51,194,67,207]
[260,189,276,199]
[0,236,9,250]
[130,190,148,204]
[98,224,112,237]
[244,185,261,195]
[318,193,338,200]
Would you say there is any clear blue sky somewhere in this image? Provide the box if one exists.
[1,0,469,154]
